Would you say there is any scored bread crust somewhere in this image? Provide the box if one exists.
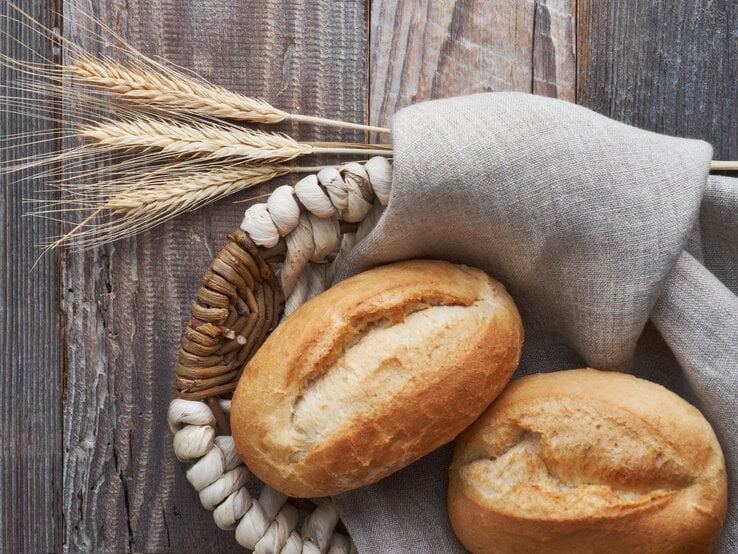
[231,259,523,497]
[448,368,728,554]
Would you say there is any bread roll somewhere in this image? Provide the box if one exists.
[231,259,523,497]
[448,368,728,554]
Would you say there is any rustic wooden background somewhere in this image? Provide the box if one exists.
[1,0,735,551]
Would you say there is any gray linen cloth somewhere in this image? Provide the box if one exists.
[331,93,737,552]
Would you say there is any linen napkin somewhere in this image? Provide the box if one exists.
[332,93,737,553]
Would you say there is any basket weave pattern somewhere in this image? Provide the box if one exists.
[176,230,282,402]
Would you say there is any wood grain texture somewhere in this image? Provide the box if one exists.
[533,0,576,101]
[369,0,576,128]
[60,0,367,551]
[577,0,738,159]
[0,1,63,553]
[3,0,738,551]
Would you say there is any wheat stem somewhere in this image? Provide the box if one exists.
[288,113,390,134]
[710,160,738,171]
[78,117,393,162]
[281,165,355,173]
[308,141,392,150]
[310,147,392,156]
[67,57,386,133]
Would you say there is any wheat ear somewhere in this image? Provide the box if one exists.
[67,57,390,133]
[79,118,392,162]
[105,166,289,215]
[80,119,309,162]
[67,57,287,122]
[49,164,339,249]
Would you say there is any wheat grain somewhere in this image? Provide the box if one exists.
[79,118,313,162]
[78,117,393,162]
[66,57,391,133]
[41,165,286,249]
[105,165,288,216]
[67,57,289,123]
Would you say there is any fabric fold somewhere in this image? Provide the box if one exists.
[339,92,713,369]
[331,93,734,552]
[651,251,738,553]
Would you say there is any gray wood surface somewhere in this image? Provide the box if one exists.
[59,1,366,552]
[577,0,738,159]
[0,0,735,552]
[0,1,63,552]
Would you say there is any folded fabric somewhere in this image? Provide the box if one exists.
[332,93,736,553]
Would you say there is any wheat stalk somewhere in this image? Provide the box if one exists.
[49,164,339,249]
[68,57,287,122]
[105,165,289,216]
[710,160,738,171]
[80,118,311,162]
[67,57,390,133]
[79,117,392,162]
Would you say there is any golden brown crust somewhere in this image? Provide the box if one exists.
[448,369,728,553]
[231,259,523,497]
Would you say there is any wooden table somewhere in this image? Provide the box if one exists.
[1,0,735,551]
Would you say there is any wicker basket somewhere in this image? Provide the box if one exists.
[167,159,392,553]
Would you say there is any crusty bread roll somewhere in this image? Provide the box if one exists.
[448,368,728,554]
[231,259,523,497]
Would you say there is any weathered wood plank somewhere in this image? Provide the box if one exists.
[577,0,738,159]
[0,1,63,552]
[369,0,576,128]
[533,0,576,101]
[61,0,367,551]
[6,0,732,550]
